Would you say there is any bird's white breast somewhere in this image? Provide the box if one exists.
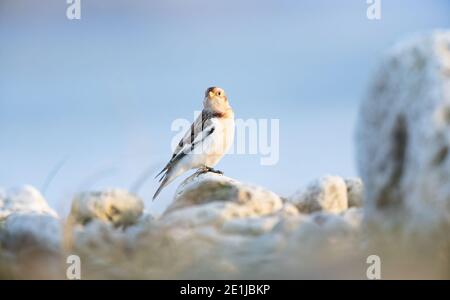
[190,117,235,168]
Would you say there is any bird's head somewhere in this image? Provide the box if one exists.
[203,87,231,114]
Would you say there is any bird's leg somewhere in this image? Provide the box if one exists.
[205,166,223,175]
[196,166,224,175]
[195,166,209,176]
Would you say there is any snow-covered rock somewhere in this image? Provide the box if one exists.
[0,177,369,279]
[0,185,57,221]
[0,186,60,252]
[1,213,61,252]
[289,176,349,214]
[70,189,144,227]
[159,174,286,238]
[72,220,134,253]
[356,31,450,222]
[0,173,365,278]
[165,173,283,216]
[159,173,363,241]
[157,173,362,260]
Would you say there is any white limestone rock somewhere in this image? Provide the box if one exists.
[0,177,366,279]
[221,216,280,235]
[0,186,60,252]
[0,185,57,221]
[356,31,450,222]
[72,220,130,251]
[167,173,283,214]
[1,213,61,252]
[159,174,307,249]
[162,173,283,229]
[290,176,349,214]
[70,189,144,227]
[156,172,364,277]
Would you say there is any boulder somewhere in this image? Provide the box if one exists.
[0,186,60,252]
[289,176,349,214]
[356,31,450,222]
[70,189,144,227]
[160,174,285,236]
[0,185,57,221]
[1,213,61,252]
[0,176,368,279]
[164,173,283,217]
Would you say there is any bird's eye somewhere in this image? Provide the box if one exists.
[217,91,221,96]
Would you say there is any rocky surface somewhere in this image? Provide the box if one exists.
[0,173,366,279]
[0,166,447,279]
[0,186,60,253]
[0,185,57,221]
[356,31,450,224]
[289,176,350,214]
[161,173,285,228]
[70,189,144,227]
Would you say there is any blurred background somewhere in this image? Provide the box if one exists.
[1,0,449,215]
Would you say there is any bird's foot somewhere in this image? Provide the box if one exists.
[207,167,223,175]
[196,166,224,175]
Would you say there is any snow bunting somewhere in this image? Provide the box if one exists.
[153,87,235,200]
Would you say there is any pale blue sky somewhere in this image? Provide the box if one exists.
[1,0,449,214]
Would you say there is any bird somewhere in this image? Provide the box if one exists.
[153,87,235,200]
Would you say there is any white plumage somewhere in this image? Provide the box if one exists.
[153,87,235,200]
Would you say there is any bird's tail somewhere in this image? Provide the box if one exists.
[153,156,184,200]
[153,174,169,200]
[154,164,168,179]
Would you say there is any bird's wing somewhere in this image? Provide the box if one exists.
[172,110,207,158]
[155,110,215,178]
